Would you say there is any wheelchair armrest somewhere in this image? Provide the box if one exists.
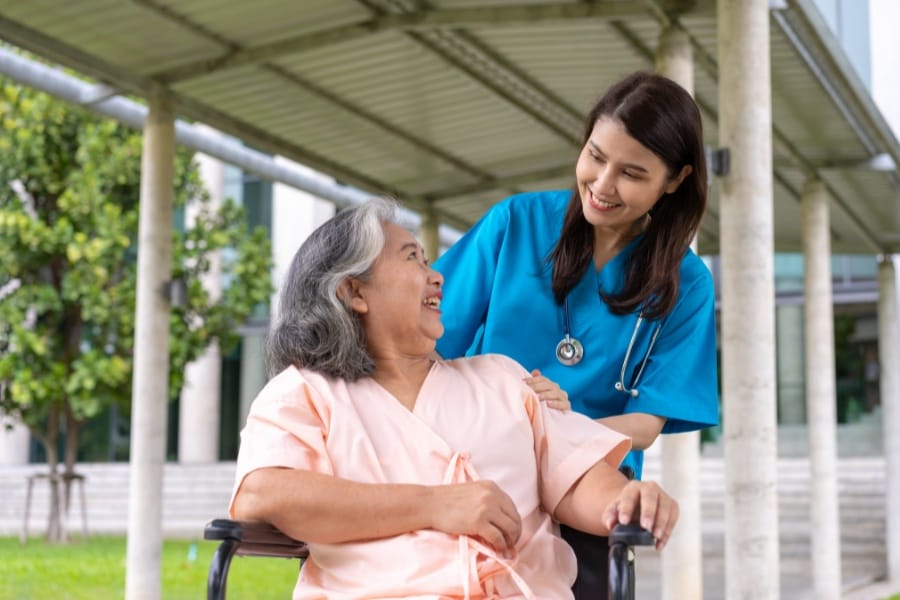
[204,519,308,600]
[608,522,654,600]
[205,518,309,559]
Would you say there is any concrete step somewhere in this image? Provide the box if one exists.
[0,462,237,538]
[0,454,889,575]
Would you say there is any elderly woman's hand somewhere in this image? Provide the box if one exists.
[524,369,571,411]
[428,480,522,553]
[601,480,679,550]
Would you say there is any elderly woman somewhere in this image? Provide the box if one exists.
[230,198,678,599]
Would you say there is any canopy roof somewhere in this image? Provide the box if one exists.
[1,0,898,253]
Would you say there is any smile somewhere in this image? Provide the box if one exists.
[588,190,621,211]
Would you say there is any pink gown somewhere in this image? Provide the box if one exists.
[230,354,630,599]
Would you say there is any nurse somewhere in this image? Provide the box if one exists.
[434,71,719,597]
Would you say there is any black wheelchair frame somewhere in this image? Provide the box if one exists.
[204,518,654,600]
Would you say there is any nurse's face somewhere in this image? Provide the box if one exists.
[575,117,689,238]
[350,223,444,356]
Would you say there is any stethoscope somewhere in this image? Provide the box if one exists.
[555,298,664,397]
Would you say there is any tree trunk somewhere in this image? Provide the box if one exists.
[63,404,83,527]
[44,404,63,543]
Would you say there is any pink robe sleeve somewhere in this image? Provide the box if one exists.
[228,367,333,517]
[485,354,631,514]
[530,399,631,514]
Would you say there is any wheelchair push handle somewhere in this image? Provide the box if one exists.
[608,522,655,600]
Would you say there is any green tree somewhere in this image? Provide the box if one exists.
[0,77,273,541]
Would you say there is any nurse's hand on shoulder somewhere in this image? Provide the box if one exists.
[524,369,571,411]
[602,480,679,551]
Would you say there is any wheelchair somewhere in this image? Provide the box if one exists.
[204,518,654,600]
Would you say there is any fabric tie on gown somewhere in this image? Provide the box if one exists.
[443,452,536,599]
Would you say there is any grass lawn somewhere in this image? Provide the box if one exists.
[0,535,298,599]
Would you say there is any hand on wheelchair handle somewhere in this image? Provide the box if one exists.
[602,480,679,550]
[610,521,656,547]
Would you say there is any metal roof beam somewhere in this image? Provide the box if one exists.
[406,29,582,145]
[0,47,464,246]
[154,2,648,83]
[131,0,495,183]
[773,0,900,192]
[428,164,573,201]
[0,15,152,95]
[638,0,887,253]
[776,154,898,172]
[138,0,648,156]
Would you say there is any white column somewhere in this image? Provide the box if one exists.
[0,415,30,465]
[717,1,780,598]
[419,205,440,263]
[776,305,806,425]
[178,130,224,463]
[879,256,900,581]
[270,158,335,317]
[802,178,842,598]
[655,23,703,600]
[871,4,900,580]
[230,158,336,431]
[659,430,702,599]
[239,334,267,428]
[125,87,175,600]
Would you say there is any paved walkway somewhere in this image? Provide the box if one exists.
[843,580,900,600]
[632,550,894,599]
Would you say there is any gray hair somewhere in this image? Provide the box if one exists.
[266,198,400,380]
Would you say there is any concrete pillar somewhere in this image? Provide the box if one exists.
[178,135,224,463]
[420,205,440,263]
[802,178,842,598]
[125,88,175,600]
[0,415,30,465]
[271,157,335,317]
[239,334,267,428]
[659,431,702,598]
[776,304,805,425]
[717,1,780,598]
[879,256,900,581]
[654,23,703,600]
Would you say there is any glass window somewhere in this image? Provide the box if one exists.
[846,255,878,281]
[774,254,804,292]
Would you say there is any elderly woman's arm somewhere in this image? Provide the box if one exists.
[552,461,678,550]
[232,467,523,551]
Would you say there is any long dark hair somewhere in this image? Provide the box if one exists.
[549,71,707,320]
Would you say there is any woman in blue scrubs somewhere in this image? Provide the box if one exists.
[434,71,719,597]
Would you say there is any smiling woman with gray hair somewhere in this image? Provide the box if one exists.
[266,200,394,380]
[230,197,679,599]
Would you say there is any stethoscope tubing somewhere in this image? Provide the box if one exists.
[558,298,664,397]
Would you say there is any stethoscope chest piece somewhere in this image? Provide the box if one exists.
[555,335,584,366]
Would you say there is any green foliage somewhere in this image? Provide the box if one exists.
[0,77,272,446]
[0,536,298,599]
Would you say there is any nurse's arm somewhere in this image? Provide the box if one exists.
[232,467,522,550]
[595,413,665,450]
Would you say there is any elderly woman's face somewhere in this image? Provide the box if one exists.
[353,223,444,355]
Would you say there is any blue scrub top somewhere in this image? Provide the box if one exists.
[434,190,720,478]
